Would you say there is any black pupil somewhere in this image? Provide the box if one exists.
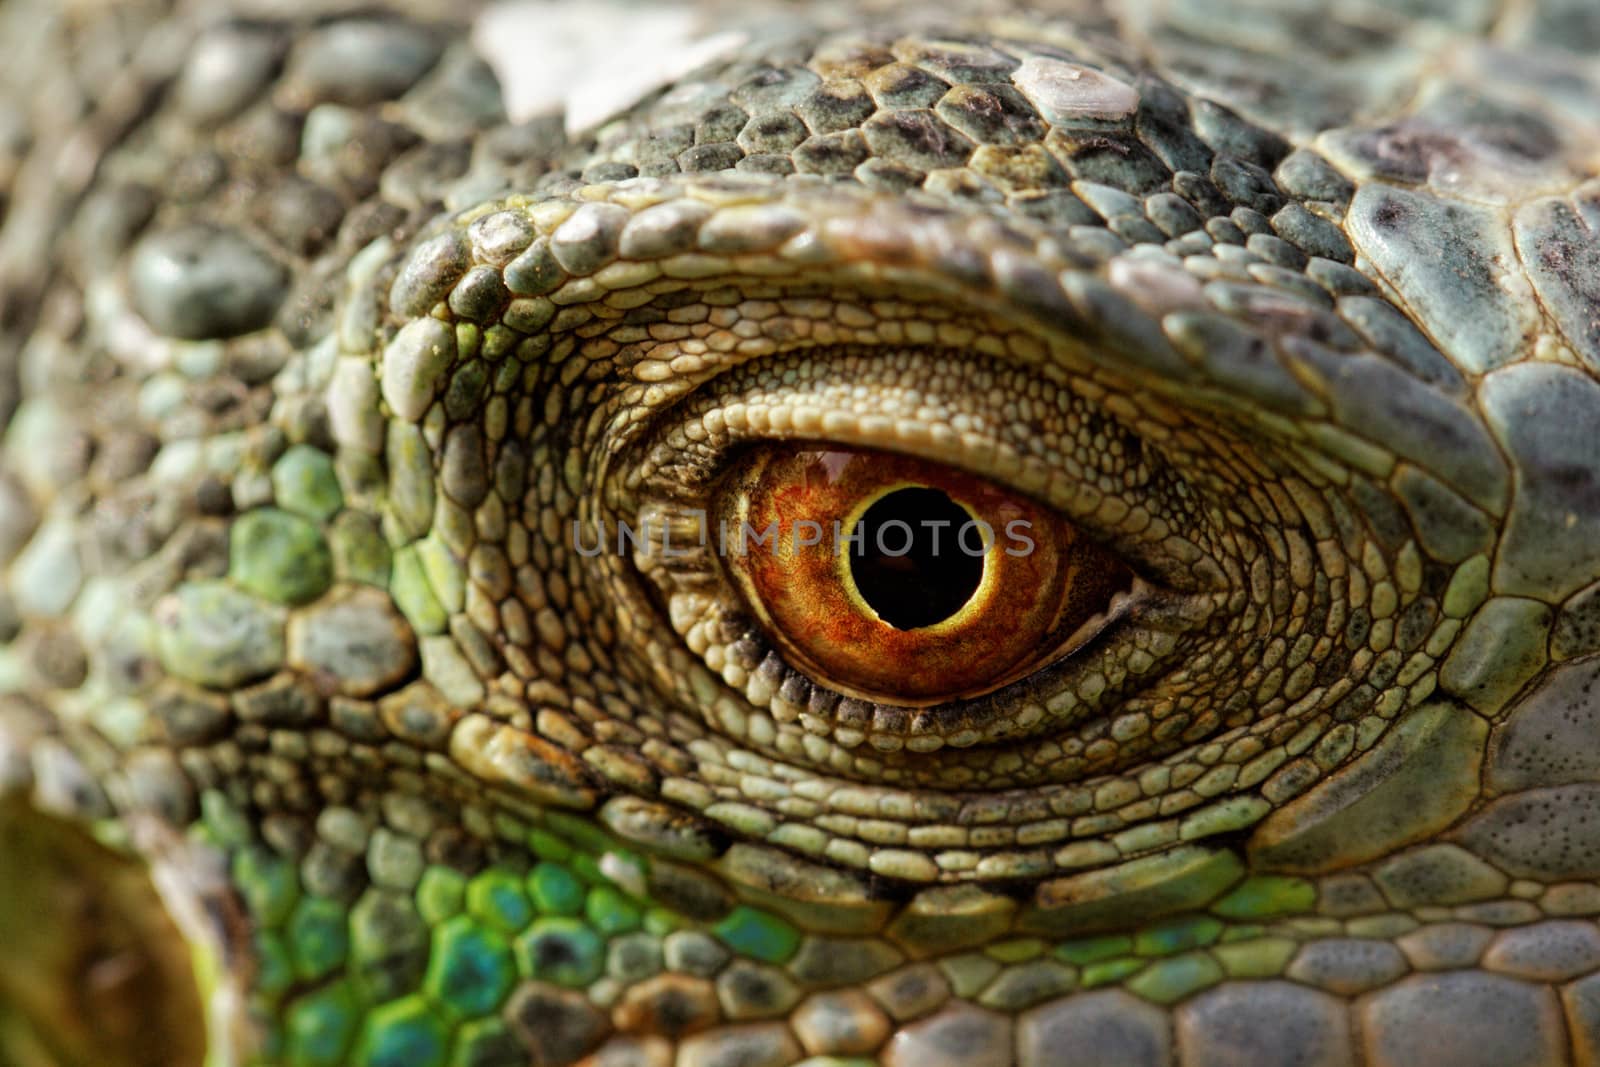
[849,487,986,630]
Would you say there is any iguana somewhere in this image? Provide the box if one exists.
[2,1,1600,1064]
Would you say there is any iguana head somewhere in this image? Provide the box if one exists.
[2,2,1599,1065]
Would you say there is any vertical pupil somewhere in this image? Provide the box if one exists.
[849,487,985,630]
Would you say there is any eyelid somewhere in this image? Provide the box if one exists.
[615,430,1219,779]
[619,344,1224,593]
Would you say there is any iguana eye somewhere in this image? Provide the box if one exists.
[617,348,1213,775]
[718,445,1135,704]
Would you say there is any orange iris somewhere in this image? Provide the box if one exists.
[718,446,1132,705]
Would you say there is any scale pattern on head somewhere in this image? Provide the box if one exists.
[2,1,1600,1065]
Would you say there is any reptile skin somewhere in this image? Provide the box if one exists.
[3,0,1600,1064]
